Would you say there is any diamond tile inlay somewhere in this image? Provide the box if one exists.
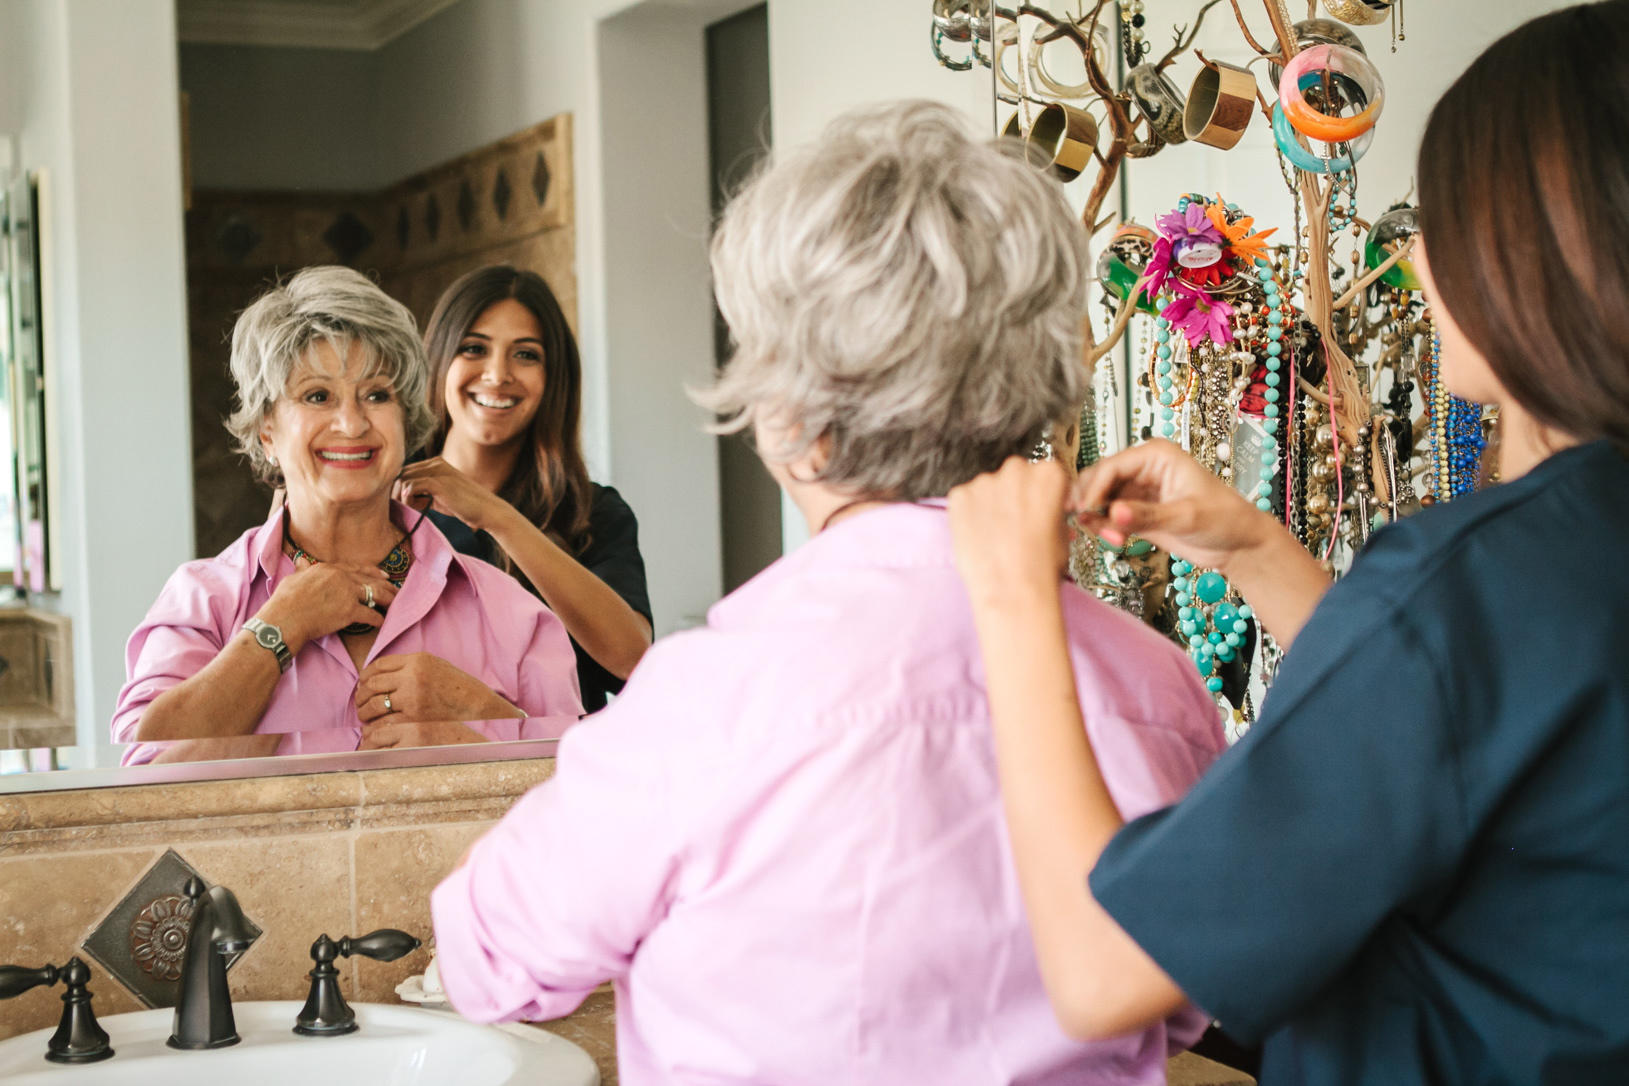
[457,179,476,232]
[492,169,512,220]
[214,215,263,264]
[531,152,551,206]
[81,849,262,1009]
[322,211,374,263]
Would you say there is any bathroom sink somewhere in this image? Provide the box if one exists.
[0,1000,599,1085]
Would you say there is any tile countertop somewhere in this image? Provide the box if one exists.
[527,989,1255,1086]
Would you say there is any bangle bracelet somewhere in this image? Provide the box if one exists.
[1279,44,1384,143]
[1272,100,1372,173]
[1321,0,1391,26]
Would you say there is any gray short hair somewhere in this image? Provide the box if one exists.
[225,265,434,482]
[695,99,1090,498]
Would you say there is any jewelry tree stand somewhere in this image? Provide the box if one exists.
[933,0,1485,739]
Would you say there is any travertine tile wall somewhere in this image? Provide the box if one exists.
[0,759,551,1041]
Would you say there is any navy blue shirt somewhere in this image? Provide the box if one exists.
[429,483,651,714]
[1090,440,1629,1085]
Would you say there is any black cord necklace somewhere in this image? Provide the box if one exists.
[282,505,428,635]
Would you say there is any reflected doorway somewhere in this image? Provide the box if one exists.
[706,4,782,594]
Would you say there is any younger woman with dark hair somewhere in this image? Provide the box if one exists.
[950,3,1629,1083]
[401,265,651,711]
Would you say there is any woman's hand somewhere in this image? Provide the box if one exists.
[257,563,400,652]
[355,652,523,725]
[1074,439,1331,647]
[358,720,489,750]
[395,458,512,534]
[948,456,1074,609]
[1071,439,1272,575]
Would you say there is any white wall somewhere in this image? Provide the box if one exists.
[9,0,194,762]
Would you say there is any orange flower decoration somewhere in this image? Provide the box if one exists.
[1206,199,1278,269]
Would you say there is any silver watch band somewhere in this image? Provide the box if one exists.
[243,618,292,673]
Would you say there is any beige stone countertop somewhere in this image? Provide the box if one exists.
[529,989,1254,1086]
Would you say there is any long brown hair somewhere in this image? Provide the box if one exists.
[424,265,593,556]
[1418,0,1629,455]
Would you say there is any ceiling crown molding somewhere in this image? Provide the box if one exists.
[177,0,465,51]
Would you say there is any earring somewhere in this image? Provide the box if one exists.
[268,454,279,468]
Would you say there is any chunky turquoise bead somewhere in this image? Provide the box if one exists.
[1213,602,1239,628]
[1267,343,1282,357]
[1264,419,1279,433]
[1157,359,1172,374]
[1265,373,1281,388]
[1195,571,1227,604]
[1158,392,1173,406]
[1156,327,1171,343]
[1216,645,1235,663]
[1196,655,1215,677]
[1178,606,1194,621]
[1255,257,1271,268]
[1206,676,1224,693]
[1155,296,1169,312]
[1265,389,1280,403]
[1157,345,1172,360]
[1189,634,1204,648]
[1267,310,1284,325]
[1264,405,1279,417]
[1161,423,1176,437]
[1255,498,1273,511]
[1157,376,1173,391]
[1267,327,1283,341]
[1175,592,1192,607]
[1225,632,1242,648]
[1180,620,1198,637]
[1233,619,1249,635]
[1260,465,1275,480]
[1172,561,1192,575]
[1238,604,1254,619]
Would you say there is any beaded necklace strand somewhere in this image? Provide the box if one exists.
[283,506,427,636]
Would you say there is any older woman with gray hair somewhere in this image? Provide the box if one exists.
[113,266,582,765]
[432,101,1224,1084]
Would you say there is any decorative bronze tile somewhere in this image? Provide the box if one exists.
[322,212,374,264]
[81,849,262,1009]
[214,216,262,264]
[457,179,476,232]
[492,169,512,220]
[531,152,551,206]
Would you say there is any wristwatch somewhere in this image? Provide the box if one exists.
[243,617,292,673]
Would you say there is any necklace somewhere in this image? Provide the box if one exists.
[282,507,425,635]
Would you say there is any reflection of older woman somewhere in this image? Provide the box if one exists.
[112,267,582,765]
[433,102,1224,1082]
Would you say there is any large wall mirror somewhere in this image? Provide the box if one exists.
[0,0,993,791]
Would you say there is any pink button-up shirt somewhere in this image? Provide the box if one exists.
[433,503,1225,1085]
[112,503,583,764]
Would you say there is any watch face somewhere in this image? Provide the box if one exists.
[254,624,281,649]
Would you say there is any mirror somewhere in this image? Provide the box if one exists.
[0,0,993,789]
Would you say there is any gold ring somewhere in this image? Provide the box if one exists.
[383,693,393,713]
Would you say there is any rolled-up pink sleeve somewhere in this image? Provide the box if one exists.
[431,639,689,1022]
[112,562,237,765]
[514,607,583,721]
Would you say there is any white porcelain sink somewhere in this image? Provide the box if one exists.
[0,1001,599,1085]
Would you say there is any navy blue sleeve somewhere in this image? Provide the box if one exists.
[1088,580,1468,1044]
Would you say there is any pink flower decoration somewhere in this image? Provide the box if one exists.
[1156,203,1226,247]
[1144,237,1177,297]
[1162,289,1235,347]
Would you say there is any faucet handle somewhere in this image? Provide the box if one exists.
[0,958,114,1064]
[45,957,115,1065]
[0,962,58,1000]
[294,929,422,1037]
[337,929,421,963]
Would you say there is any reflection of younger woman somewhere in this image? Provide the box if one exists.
[401,267,652,712]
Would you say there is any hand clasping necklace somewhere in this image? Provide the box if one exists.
[282,506,426,635]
